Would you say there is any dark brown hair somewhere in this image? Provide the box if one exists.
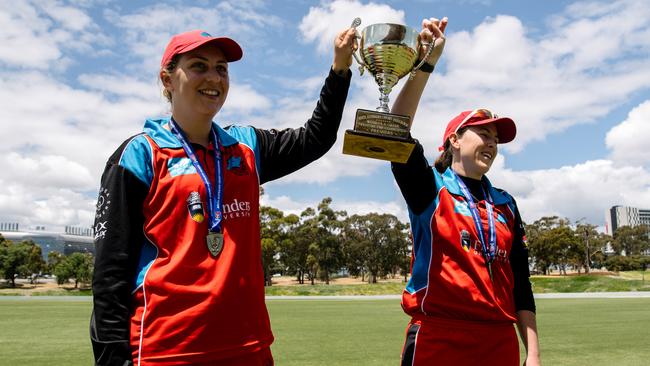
[434,127,467,173]
[162,54,181,103]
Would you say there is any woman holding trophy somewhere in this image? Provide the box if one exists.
[90,27,356,365]
[391,17,541,366]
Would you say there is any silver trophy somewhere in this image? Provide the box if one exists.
[342,18,433,163]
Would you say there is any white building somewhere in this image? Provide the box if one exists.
[605,205,650,235]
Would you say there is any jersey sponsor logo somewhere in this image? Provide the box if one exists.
[222,198,252,220]
[452,197,472,217]
[168,157,197,177]
[460,230,471,252]
[95,187,111,219]
[94,187,111,240]
[187,191,205,223]
[94,220,108,240]
[226,154,249,176]
[462,230,509,263]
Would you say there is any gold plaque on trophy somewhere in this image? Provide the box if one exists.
[343,20,432,163]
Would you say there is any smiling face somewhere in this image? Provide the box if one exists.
[450,124,499,179]
[161,44,229,120]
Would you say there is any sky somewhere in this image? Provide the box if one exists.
[1,0,649,233]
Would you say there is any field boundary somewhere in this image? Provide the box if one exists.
[2,292,650,301]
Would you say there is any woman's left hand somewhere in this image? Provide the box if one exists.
[418,17,448,68]
[332,28,357,74]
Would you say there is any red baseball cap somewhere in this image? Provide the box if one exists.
[160,30,243,68]
[438,109,517,151]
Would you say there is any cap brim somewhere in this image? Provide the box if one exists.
[178,37,243,62]
[466,117,517,144]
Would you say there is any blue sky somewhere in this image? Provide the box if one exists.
[1,0,649,233]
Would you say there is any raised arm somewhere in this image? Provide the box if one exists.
[391,17,448,120]
[256,28,356,184]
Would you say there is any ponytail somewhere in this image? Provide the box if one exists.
[434,141,453,173]
[434,127,466,173]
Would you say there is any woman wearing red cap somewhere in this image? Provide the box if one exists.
[90,28,357,366]
[390,17,541,366]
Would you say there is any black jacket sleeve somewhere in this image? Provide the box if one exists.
[390,141,437,215]
[90,139,149,366]
[509,200,536,313]
[256,68,351,184]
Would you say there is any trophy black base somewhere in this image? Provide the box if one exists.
[342,129,415,163]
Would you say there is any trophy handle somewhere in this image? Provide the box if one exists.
[350,17,366,76]
[409,38,436,80]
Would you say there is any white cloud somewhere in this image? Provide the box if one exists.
[108,2,283,72]
[489,157,650,225]
[605,100,650,166]
[299,0,406,55]
[2,153,94,190]
[0,182,95,228]
[409,0,650,155]
[261,194,408,222]
[0,0,104,69]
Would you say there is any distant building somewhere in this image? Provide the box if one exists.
[0,223,94,259]
[605,205,650,235]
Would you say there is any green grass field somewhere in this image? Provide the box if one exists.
[0,297,648,365]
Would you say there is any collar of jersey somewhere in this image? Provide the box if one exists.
[441,167,511,205]
[144,116,239,149]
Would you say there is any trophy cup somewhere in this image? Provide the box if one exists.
[342,18,433,163]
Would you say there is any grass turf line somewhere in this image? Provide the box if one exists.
[1,298,649,365]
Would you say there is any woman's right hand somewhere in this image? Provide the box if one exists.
[332,28,357,75]
[419,17,448,68]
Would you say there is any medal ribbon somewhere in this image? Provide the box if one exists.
[453,172,497,267]
[168,118,223,233]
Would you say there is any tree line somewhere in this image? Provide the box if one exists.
[0,235,93,288]
[526,216,650,274]
[2,201,649,289]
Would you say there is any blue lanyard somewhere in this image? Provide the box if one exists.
[168,118,223,233]
[453,172,496,265]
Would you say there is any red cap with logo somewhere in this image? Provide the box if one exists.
[438,109,517,151]
[160,30,243,68]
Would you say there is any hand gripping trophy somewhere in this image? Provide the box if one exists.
[342,18,435,163]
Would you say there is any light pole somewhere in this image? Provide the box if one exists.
[583,227,591,274]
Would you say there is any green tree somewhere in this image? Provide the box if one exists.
[611,225,649,256]
[527,216,577,275]
[53,252,93,288]
[342,213,409,283]
[282,208,316,284]
[0,240,44,287]
[260,206,286,286]
[47,251,65,274]
[575,223,611,272]
[276,213,308,284]
[298,198,346,285]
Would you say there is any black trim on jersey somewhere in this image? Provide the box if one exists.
[508,199,536,313]
[391,142,436,215]
[391,141,535,313]
[400,323,420,366]
[256,68,351,184]
[91,136,149,366]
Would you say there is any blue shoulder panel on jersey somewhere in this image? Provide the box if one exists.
[143,117,241,149]
[222,125,261,175]
[144,117,180,149]
[405,171,442,294]
[118,135,153,186]
[133,239,158,290]
[405,202,436,294]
